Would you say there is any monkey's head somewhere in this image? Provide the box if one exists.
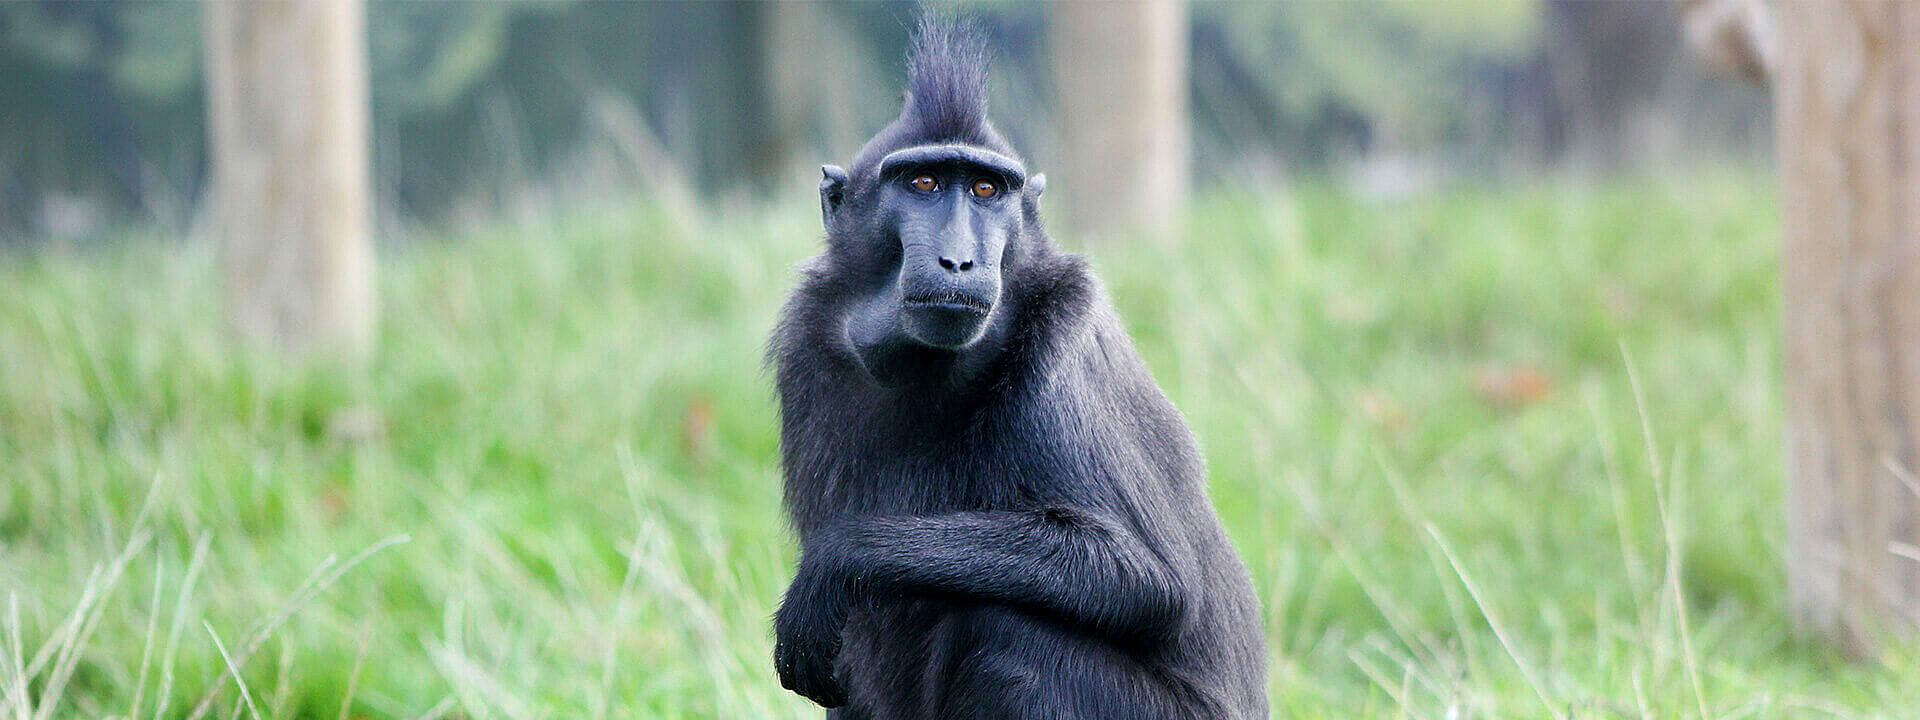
[816,19,1050,385]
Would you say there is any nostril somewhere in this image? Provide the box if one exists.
[957,260,974,272]
[938,257,957,272]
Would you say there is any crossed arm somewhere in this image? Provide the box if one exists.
[774,506,1189,707]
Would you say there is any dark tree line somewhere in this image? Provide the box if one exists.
[0,0,1766,242]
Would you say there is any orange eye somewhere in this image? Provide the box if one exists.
[909,174,939,193]
[971,179,998,198]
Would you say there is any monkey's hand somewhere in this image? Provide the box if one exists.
[774,560,849,708]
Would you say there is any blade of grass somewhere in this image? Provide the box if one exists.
[203,622,262,720]
[337,624,372,720]
[1623,343,1709,720]
[1423,523,1565,720]
[185,533,410,720]
[128,555,167,720]
[155,534,213,720]
[5,596,31,720]
[33,528,152,720]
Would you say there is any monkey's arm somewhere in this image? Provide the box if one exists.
[820,506,1189,644]
[774,562,850,708]
[773,506,1188,706]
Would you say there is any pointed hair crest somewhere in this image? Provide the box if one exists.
[904,15,992,141]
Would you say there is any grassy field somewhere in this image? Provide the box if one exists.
[4,174,1915,719]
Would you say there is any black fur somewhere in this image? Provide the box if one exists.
[902,16,991,142]
[849,17,1015,186]
[771,17,1267,720]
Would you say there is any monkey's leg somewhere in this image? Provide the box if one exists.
[926,605,1214,720]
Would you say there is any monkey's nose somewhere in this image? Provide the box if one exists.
[937,256,975,273]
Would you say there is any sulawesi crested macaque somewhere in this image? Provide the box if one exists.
[769,17,1267,720]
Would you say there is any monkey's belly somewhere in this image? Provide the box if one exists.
[833,598,1189,720]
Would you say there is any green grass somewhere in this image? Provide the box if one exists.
[3,174,1915,718]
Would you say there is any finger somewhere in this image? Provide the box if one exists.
[819,685,847,708]
[821,667,847,707]
[806,683,845,709]
[819,668,847,707]
[801,666,839,708]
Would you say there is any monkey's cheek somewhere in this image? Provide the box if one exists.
[902,305,991,349]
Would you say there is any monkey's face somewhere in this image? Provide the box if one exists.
[880,145,1026,349]
[820,144,1045,382]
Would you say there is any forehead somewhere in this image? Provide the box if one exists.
[877,145,1026,188]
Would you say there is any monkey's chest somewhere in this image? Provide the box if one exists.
[825,436,1071,518]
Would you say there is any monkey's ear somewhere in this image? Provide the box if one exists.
[1027,173,1046,198]
[820,165,850,226]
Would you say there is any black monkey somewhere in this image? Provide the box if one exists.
[770,18,1267,720]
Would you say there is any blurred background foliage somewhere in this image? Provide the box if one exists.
[0,0,1768,242]
[15,3,1916,717]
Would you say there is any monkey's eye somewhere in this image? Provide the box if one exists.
[909,174,940,193]
[971,179,999,199]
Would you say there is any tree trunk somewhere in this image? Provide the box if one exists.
[204,0,373,359]
[1775,1,1920,656]
[1049,0,1189,240]
[763,1,832,180]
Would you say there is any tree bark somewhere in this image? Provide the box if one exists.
[1049,0,1189,241]
[204,0,374,359]
[1775,1,1920,656]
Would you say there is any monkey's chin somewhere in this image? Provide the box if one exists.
[902,304,992,349]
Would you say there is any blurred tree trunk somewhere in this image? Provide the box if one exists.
[760,2,882,184]
[1542,0,1678,170]
[1774,1,1920,656]
[726,1,784,186]
[1049,0,1189,240]
[763,1,831,180]
[204,0,374,360]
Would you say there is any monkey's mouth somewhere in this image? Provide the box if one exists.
[903,291,992,315]
[901,292,994,349]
